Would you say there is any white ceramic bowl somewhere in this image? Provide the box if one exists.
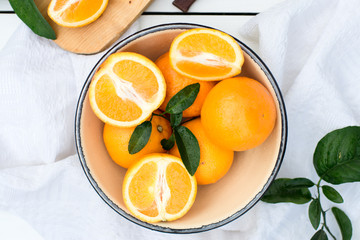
[75,23,287,233]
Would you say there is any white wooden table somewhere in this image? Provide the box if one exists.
[0,0,284,51]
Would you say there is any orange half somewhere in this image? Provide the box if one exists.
[48,0,108,28]
[169,28,244,81]
[123,154,197,223]
[89,52,166,127]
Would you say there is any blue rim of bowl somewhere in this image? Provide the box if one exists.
[75,23,288,234]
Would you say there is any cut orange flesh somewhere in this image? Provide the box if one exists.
[89,52,166,127]
[48,0,108,28]
[169,28,244,81]
[123,154,197,223]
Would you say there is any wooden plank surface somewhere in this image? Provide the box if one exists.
[0,15,254,51]
[147,0,285,13]
[0,0,284,52]
[0,0,12,11]
[139,15,252,38]
[0,14,21,50]
[34,0,153,54]
[1,0,285,13]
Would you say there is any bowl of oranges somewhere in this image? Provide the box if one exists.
[75,23,287,233]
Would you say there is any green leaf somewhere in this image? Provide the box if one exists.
[128,121,152,154]
[332,207,352,240]
[161,134,175,151]
[313,126,360,184]
[261,178,313,204]
[283,178,315,188]
[170,113,183,127]
[311,230,328,240]
[322,185,344,203]
[173,125,200,176]
[9,0,56,39]
[165,83,200,114]
[308,199,321,230]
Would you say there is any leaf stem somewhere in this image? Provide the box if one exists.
[182,117,197,125]
[317,181,337,240]
[316,178,322,187]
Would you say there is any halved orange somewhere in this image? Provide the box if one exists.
[123,154,197,223]
[48,0,108,28]
[169,28,244,81]
[89,52,166,127]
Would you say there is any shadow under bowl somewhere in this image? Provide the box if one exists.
[75,23,287,233]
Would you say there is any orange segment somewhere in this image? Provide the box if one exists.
[175,61,233,79]
[178,33,237,61]
[123,154,197,223]
[169,28,244,81]
[95,75,142,122]
[165,162,192,214]
[128,161,158,216]
[48,0,108,28]
[113,60,159,100]
[89,52,166,127]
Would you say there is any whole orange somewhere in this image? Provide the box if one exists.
[103,115,172,168]
[170,118,233,185]
[201,77,276,151]
[155,52,216,117]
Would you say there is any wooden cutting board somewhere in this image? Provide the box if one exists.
[34,0,153,54]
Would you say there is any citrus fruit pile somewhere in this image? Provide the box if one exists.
[88,28,277,223]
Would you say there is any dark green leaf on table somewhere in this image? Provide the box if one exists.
[261,178,313,204]
[161,134,175,151]
[165,83,200,114]
[308,199,321,230]
[9,0,56,40]
[332,207,352,240]
[173,125,200,176]
[128,121,152,154]
[322,185,344,203]
[170,112,183,127]
[311,230,328,240]
[281,177,315,188]
[313,126,360,184]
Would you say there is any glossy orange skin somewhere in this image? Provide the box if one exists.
[201,77,276,151]
[103,115,172,168]
[170,118,234,185]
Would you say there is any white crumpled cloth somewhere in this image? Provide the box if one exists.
[1,0,359,239]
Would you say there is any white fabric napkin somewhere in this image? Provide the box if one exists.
[1,0,360,239]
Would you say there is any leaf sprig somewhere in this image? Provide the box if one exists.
[128,83,201,176]
[262,126,360,240]
[9,0,56,40]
